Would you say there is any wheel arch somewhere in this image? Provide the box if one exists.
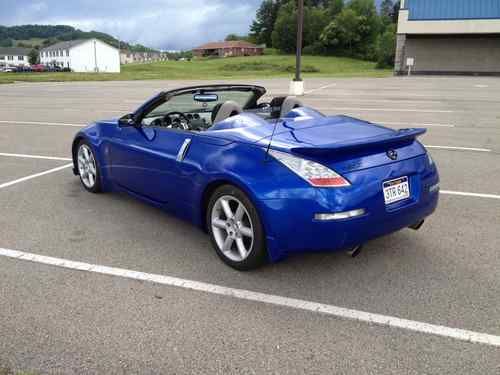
[71,135,87,175]
[199,177,262,233]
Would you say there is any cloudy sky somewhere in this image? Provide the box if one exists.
[0,0,263,50]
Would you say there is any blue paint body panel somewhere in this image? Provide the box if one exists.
[406,0,500,20]
[72,107,439,262]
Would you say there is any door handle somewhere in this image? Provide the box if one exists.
[177,138,192,162]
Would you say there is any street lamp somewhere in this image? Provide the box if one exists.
[289,0,305,96]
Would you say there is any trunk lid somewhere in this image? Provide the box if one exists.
[261,115,427,173]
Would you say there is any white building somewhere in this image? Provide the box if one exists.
[120,50,169,64]
[40,39,120,73]
[0,47,31,67]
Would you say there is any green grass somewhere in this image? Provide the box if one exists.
[0,54,391,84]
[0,364,37,375]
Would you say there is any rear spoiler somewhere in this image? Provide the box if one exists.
[290,128,426,156]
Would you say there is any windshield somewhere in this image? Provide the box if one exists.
[146,90,256,118]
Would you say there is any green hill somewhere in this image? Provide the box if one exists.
[0,24,157,52]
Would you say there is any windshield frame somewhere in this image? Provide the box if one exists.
[132,84,266,125]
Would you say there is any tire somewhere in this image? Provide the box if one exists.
[76,140,102,193]
[207,185,267,270]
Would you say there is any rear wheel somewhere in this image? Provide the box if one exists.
[76,141,101,193]
[207,185,267,270]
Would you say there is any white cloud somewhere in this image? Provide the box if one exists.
[0,0,262,50]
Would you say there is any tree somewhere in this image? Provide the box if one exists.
[250,0,283,47]
[271,2,297,53]
[380,0,400,25]
[225,34,249,42]
[320,8,367,56]
[28,48,39,65]
[392,1,401,23]
[346,0,380,58]
[375,24,396,68]
[326,0,344,18]
[272,2,329,53]
[380,0,394,19]
[0,38,13,47]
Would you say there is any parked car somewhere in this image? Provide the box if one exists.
[46,65,62,72]
[30,64,45,72]
[1,66,16,73]
[72,84,440,270]
[15,66,32,73]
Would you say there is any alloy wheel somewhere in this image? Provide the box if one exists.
[211,195,254,262]
[77,144,97,189]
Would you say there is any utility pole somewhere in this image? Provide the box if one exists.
[289,0,305,96]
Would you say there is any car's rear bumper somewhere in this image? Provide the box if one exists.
[258,156,439,262]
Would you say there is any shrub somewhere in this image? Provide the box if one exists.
[222,62,319,73]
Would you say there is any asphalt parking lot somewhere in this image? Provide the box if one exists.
[1,77,499,374]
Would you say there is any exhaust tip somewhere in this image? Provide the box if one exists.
[345,245,363,258]
[409,220,425,231]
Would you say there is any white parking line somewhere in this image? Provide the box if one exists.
[124,99,145,104]
[0,152,72,161]
[307,98,445,105]
[424,145,492,153]
[0,247,499,348]
[441,190,500,200]
[0,164,72,190]
[323,107,455,113]
[0,120,85,127]
[378,121,455,128]
[305,83,337,94]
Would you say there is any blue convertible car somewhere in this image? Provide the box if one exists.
[72,84,439,270]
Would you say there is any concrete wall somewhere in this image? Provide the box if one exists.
[396,35,500,74]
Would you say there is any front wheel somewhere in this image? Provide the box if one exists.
[76,140,102,193]
[207,185,267,270]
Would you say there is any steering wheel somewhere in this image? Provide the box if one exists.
[163,111,190,130]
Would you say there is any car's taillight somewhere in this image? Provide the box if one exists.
[269,150,350,188]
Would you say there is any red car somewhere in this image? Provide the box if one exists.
[31,64,46,72]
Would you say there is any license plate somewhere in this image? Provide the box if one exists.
[383,177,410,205]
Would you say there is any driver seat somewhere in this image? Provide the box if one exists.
[212,101,243,124]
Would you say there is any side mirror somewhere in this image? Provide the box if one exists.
[118,113,137,128]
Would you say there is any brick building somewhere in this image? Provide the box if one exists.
[192,41,264,58]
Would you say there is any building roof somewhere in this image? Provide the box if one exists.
[193,41,263,51]
[0,47,32,56]
[40,39,87,52]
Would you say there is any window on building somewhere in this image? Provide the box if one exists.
[7,56,13,60]
[0,56,4,60]
[66,50,69,57]
[18,56,24,61]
